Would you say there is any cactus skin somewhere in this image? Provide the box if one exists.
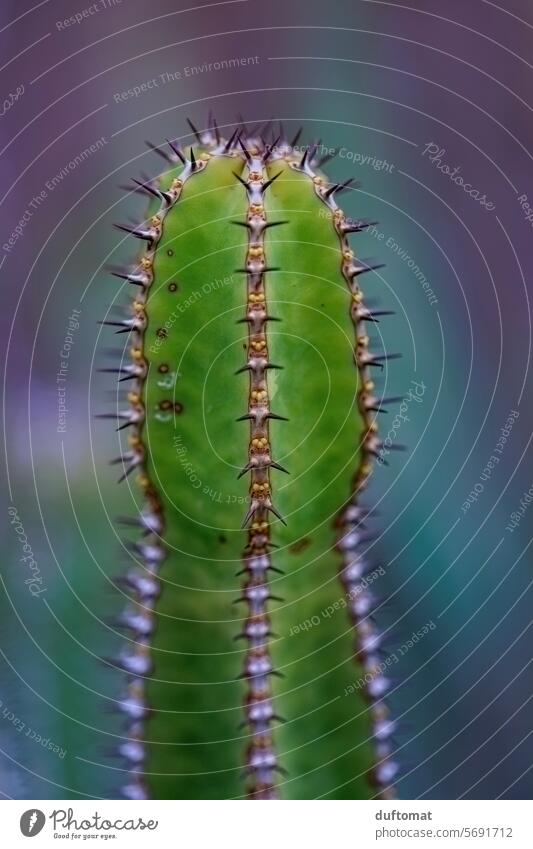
[104,120,397,800]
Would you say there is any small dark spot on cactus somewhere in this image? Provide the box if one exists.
[219,534,227,544]
[158,364,169,374]
[168,282,178,292]
[167,249,174,257]
[156,328,167,339]
[289,538,310,554]
[159,400,173,411]
[174,402,184,414]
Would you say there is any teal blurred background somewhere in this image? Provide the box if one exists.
[1,0,532,799]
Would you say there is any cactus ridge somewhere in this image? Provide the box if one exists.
[101,118,398,800]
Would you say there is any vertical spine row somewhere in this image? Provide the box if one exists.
[108,150,210,800]
[289,151,398,798]
[237,148,284,799]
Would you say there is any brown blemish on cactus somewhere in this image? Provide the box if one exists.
[289,538,310,555]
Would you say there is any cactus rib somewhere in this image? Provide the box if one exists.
[236,149,286,799]
[109,145,212,800]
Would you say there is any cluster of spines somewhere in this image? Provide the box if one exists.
[101,117,400,799]
[234,144,288,799]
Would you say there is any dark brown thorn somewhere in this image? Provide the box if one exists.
[343,218,378,233]
[270,461,290,475]
[166,138,186,164]
[236,413,253,422]
[262,171,282,192]
[234,364,252,375]
[224,128,240,152]
[366,405,389,414]
[307,140,320,162]
[234,267,281,274]
[131,178,166,201]
[266,412,289,421]
[263,220,289,229]
[235,315,281,325]
[238,135,252,161]
[233,171,249,188]
[212,116,221,145]
[369,353,402,364]
[262,135,280,163]
[299,149,308,169]
[99,369,137,383]
[241,505,258,528]
[110,271,143,288]
[351,260,386,277]
[117,464,138,483]
[267,504,287,525]
[116,421,135,431]
[189,146,197,170]
[97,320,132,329]
[187,117,202,143]
[237,463,252,479]
[109,455,126,465]
[145,140,173,163]
[113,223,152,241]
[290,127,302,147]
[359,309,395,324]
[324,177,357,199]
[265,363,283,371]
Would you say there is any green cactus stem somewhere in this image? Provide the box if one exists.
[101,118,398,800]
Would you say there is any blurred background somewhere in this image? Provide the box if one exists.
[0,0,532,799]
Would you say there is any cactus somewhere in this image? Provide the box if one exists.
[102,117,398,801]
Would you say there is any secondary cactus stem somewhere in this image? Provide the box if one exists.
[113,151,210,800]
[238,151,282,800]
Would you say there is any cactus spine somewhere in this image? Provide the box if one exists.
[102,118,398,800]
